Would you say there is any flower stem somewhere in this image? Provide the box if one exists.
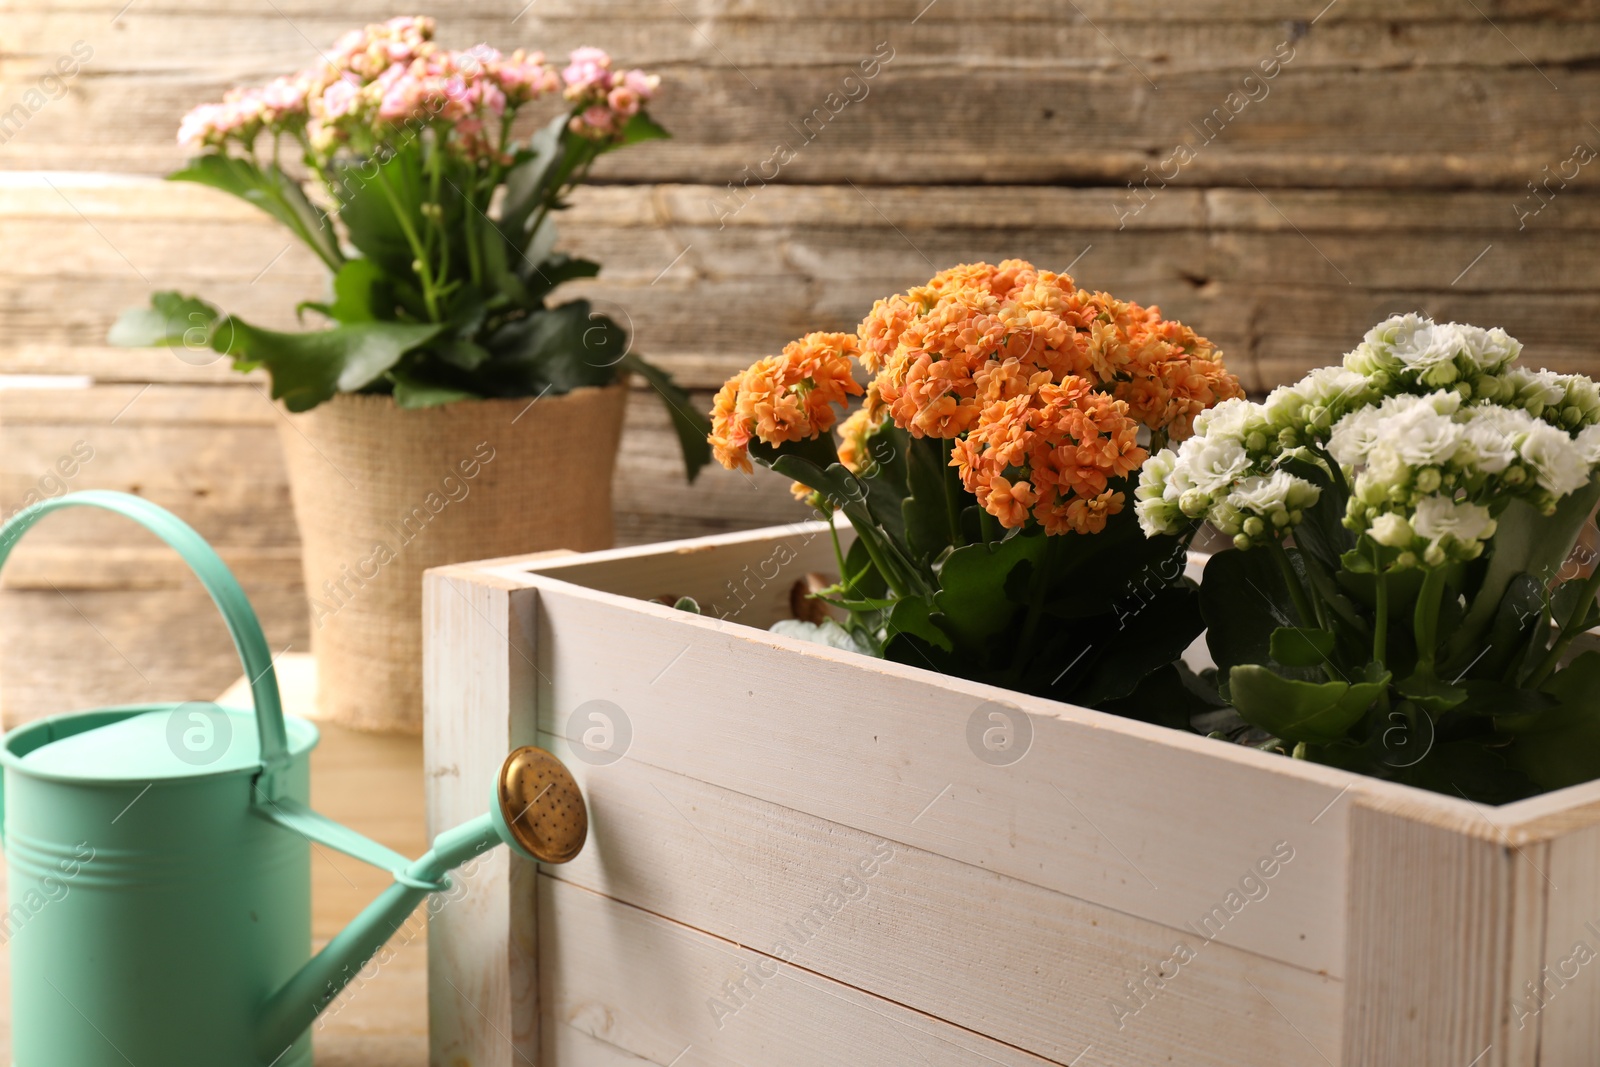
[1010,544,1055,678]
[1372,555,1389,667]
[827,516,849,593]
[372,165,441,321]
[940,438,962,545]
[1266,538,1316,628]
[1411,565,1450,679]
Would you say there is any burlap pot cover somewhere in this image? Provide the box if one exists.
[277,385,628,732]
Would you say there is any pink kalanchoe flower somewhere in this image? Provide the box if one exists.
[377,74,421,122]
[257,75,309,122]
[606,85,641,118]
[621,69,659,100]
[475,79,508,118]
[569,103,618,138]
[562,46,613,97]
[495,49,559,104]
[320,77,362,120]
[177,102,228,152]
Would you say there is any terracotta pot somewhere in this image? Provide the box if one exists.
[277,385,627,732]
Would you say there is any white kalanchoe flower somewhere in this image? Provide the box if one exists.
[1135,450,1185,537]
[1389,401,1465,468]
[1390,321,1466,385]
[1326,405,1381,468]
[1180,434,1252,496]
[1459,407,1527,473]
[1410,495,1496,548]
[1368,512,1414,547]
[1521,422,1594,498]
[1226,470,1321,529]
[1456,325,1521,375]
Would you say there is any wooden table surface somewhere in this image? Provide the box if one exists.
[0,653,430,1065]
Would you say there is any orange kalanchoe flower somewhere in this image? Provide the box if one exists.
[952,377,1148,535]
[709,332,863,473]
[874,275,1091,440]
[1072,292,1243,440]
[710,259,1239,538]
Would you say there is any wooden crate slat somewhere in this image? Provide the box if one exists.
[423,565,547,1065]
[522,571,1360,977]
[539,734,1343,1066]
[1528,820,1600,1063]
[538,872,1069,1067]
[1342,800,1549,1066]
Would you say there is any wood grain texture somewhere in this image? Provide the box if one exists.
[422,564,545,1067]
[539,735,1341,1066]
[1529,820,1600,1064]
[3,4,1597,186]
[1342,798,1549,1067]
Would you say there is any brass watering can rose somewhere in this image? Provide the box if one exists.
[497,745,588,865]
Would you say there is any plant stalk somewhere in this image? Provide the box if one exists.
[1266,538,1316,628]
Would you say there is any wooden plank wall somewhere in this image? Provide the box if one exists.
[0,1,1596,720]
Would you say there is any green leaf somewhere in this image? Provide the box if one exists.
[885,596,954,655]
[1096,661,1211,731]
[524,253,602,305]
[934,532,1046,650]
[618,111,671,146]
[620,351,711,482]
[1394,672,1468,712]
[1441,572,1542,682]
[1072,585,1205,706]
[1396,741,1537,805]
[673,596,701,614]
[170,155,341,270]
[1202,548,1305,679]
[389,366,476,408]
[902,435,953,563]
[1452,479,1600,661]
[108,291,221,349]
[226,317,444,412]
[1454,679,1557,720]
[1227,664,1390,744]
[301,258,387,324]
[1280,453,1352,572]
[436,338,492,372]
[330,151,426,283]
[498,115,569,243]
[483,301,618,392]
[1507,651,1600,790]
[1269,627,1337,668]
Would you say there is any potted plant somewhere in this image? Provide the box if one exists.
[109,16,709,732]
[1139,313,1600,802]
[705,259,1243,714]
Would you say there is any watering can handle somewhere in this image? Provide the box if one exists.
[0,490,291,778]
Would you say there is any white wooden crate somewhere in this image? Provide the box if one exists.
[422,521,1600,1067]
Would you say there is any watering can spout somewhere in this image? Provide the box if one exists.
[254,746,586,1063]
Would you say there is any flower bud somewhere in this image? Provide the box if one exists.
[1243,517,1265,537]
[1233,533,1252,550]
[1415,468,1442,493]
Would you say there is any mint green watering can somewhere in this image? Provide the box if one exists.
[0,491,586,1066]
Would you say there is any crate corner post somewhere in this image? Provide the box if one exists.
[424,558,545,1067]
